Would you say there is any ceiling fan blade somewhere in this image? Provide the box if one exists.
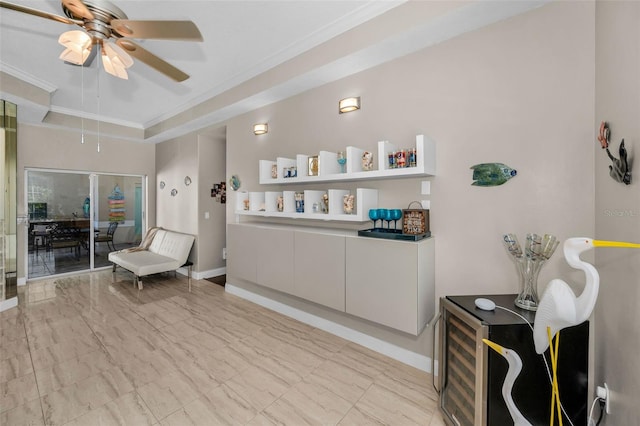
[116,39,190,82]
[0,1,82,25]
[110,20,203,41]
[61,0,94,20]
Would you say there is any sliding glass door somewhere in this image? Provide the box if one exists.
[93,175,143,268]
[27,170,91,278]
[26,170,144,279]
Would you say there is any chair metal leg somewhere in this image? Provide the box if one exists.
[112,263,117,282]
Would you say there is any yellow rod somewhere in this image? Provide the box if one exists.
[593,240,640,249]
[548,327,556,426]
[554,332,563,426]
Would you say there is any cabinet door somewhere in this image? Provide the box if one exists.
[294,231,345,311]
[227,224,257,283]
[255,227,295,294]
[346,238,418,334]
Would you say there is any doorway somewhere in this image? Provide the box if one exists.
[26,169,145,279]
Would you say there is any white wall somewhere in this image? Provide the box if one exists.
[156,135,198,267]
[156,128,227,276]
[197,130,227,275]
[225,1,596,358]
[594,1,640,423]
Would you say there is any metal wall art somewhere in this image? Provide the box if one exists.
[598,121,631,185]
[470,163,517,186]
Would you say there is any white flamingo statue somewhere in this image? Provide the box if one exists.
[532,237,640,425]
[533,238,640,354]
[483,339,532,426]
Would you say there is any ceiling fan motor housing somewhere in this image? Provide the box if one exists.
[63,0,127,40]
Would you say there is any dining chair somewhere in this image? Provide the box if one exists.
[95,221,118,252]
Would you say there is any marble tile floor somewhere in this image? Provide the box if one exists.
[1,270,446,425]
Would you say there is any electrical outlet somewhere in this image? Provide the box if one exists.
[596,383,611,414]
[222,247,227,260]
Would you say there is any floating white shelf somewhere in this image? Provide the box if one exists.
[259,135,435,185]
[235,188,378,222]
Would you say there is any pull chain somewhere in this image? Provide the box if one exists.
[81,50,85,144]
[96,43,101,153]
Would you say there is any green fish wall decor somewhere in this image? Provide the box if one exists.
[471,163,517,186]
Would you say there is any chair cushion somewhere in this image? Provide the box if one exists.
[148,230,194,265]
[109,251,181,277]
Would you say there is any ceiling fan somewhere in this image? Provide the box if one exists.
[0,0,203,81]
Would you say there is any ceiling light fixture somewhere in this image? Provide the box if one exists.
[58,30,92,65]
[253,123,268,135]
[59,30,134,80]
[339,97,360,114]
[101,41,133,79]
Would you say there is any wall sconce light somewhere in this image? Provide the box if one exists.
[339,97,360,114]
[253,123,268,135]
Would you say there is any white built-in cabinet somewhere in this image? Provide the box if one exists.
[226,223,257,283]
[345,236,435,335]
[294,231,346,311]
[255,227,295,294]
[227,223,435,335]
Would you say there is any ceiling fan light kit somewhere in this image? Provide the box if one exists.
[101,41,133,79]
[58,30,92,65]
[1,0,203,81]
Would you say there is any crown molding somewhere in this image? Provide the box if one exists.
[49,105,144,129]
[0,62,58,93]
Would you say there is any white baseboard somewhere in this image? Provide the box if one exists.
[225,284,432,373]
[20,267,226,284]
[196,267,226,280]
[176,266,226,281]
[0,296,18,312]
